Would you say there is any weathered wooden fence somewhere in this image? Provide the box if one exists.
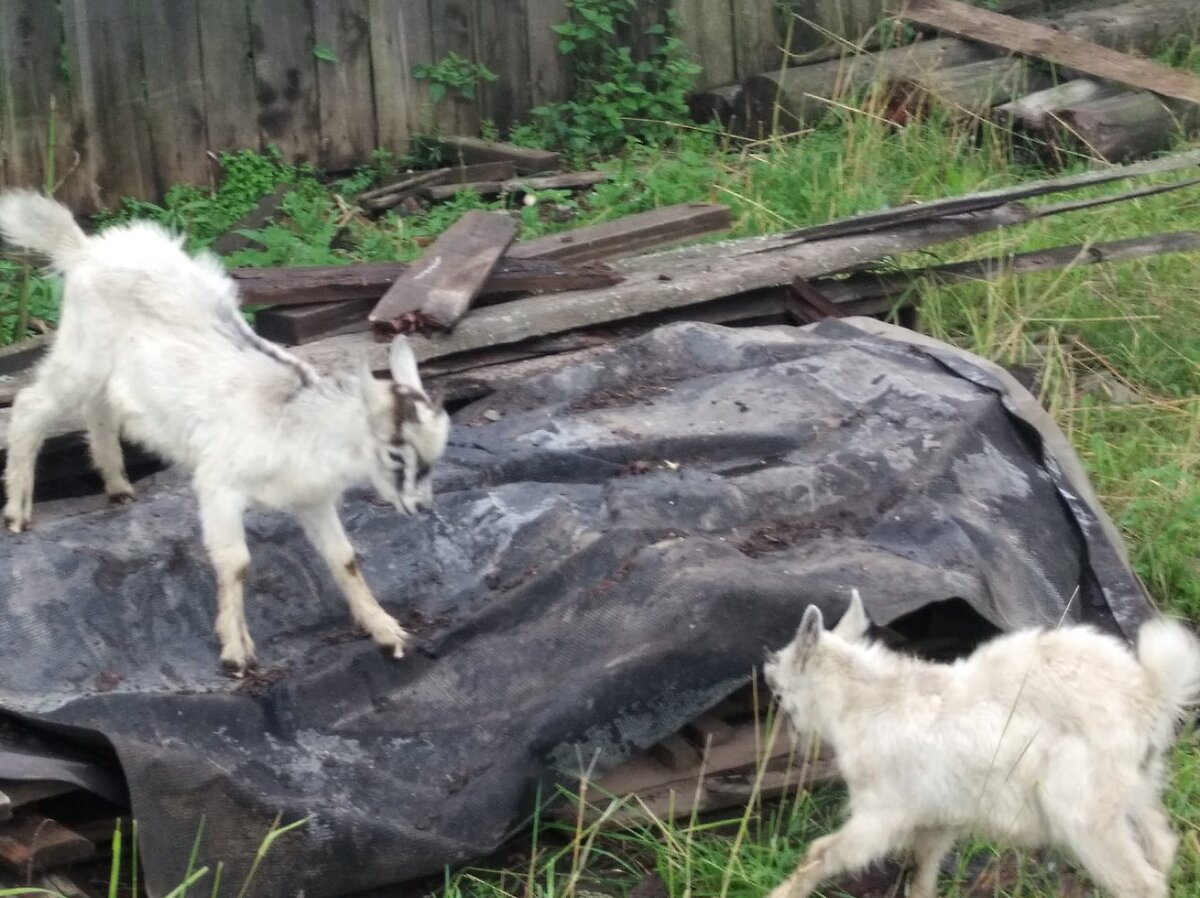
[0,0,889,212]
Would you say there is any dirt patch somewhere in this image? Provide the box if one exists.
[484,565,539,593]
[736,513,863,558]
[234,664,292,697]
[565,370,687,414]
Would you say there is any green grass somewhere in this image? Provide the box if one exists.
[1,54,1199,898]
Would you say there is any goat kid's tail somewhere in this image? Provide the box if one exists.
[0,190,89,270]
[1138,615,1200,721]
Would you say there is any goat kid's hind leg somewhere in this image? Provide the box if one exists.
[1129,798,1179,877]
[909,828,954,898]
[197,487,256,674]
[1064,817,1168,898]
[295,503,410,658]
[4,377,79,531]
[83,399,135,503]
[767,812,905,898]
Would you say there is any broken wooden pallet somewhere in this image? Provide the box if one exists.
[254,259,623,345]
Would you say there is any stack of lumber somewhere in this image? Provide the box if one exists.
[4,150,1200,496]
[690,0,1200,165]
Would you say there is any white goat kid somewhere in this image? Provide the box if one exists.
[763,590,1200,898]
[0,190,450,674]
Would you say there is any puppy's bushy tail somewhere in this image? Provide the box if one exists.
[1138,615,1200,727]
[0,190,89,271]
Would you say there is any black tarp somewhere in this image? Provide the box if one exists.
[0,320,1152,897]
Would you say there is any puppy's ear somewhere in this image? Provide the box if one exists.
[794,604,824,667]
[833,588,870,641]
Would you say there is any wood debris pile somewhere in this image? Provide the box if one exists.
[692,0,1200,166]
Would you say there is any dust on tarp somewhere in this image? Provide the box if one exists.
[0,320,1152,898]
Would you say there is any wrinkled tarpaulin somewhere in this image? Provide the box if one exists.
[0,320,1152,897]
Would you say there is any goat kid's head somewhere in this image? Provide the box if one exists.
[359,337,450,515]
[764,588,871,731]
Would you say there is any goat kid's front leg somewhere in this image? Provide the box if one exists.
[197,486,257,674]
[767,812,904,898]
[83,399,135,504]
[295,502,410,658]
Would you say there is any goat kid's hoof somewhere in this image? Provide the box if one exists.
[220,655,258,679]
[4,515,29,533]
[108,490,136,505]
[367,617,411,659]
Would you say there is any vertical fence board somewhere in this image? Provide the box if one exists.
[313,0,377,170]
[431,1,481,136]
[733,0,783,79]
[0,2,72,196]
[199,0,260,154]
[247,0,320,163]
[676,0,737,89]
[367,0,435,153]
[140,0,211,193]
[525,0,571,108]
[476,0,531,134]
[62,0,157,209]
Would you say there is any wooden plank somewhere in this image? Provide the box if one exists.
[210,184,292,257]
[312,0,377,170]
[429,1,481,136]
[1055,92,1200,165]
[777,148,1200,244]
[359,161,516,211]
[893,0,1200,105]
[508,202,732,263]
[0,2,73,199]
[682,712,737,749]
[809,231,1200,310]
[651,734,702,772]
[369,210,520,332]
[199,0,263,155]
[247,0,320,163]
[891,57,1054,118]
[731,0,781,81]
[0,814,94,873]
[422,136,561,173]
[0,334,50,377]
[475,0,532,133]
[676,0,737,90]
[296,202,1035,373]
[525,0,572,108]
[138,0,211,192]
[253,258,623,344]
[61,0,157,209]
[234,254,617,308]
[367,0,436,153]
[422,170,609,201]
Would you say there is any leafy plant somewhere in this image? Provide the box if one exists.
[313,44,338,63]
[413,52,498,103]
[509,0,700,159]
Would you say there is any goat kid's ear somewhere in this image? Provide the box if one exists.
[833,588,870,640]
[794,604,823,665]
[389,336,423,390]
[357,359,389,416]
